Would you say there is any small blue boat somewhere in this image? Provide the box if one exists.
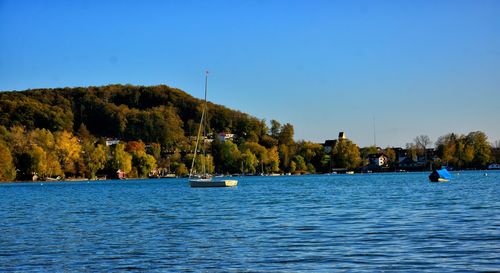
[429,168,452,182]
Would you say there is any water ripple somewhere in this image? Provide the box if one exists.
[0,171,499,272]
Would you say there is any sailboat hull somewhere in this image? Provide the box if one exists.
[189,179,238,187]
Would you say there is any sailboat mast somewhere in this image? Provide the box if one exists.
[202,71,208,176]
[189,71,209,178]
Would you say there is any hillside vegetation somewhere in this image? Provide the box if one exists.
[0,85,497,181]
[0,85,294,180]
[0,84,266,146]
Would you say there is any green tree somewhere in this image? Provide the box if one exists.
[134,152,157,177]
[260,134,278,148]
[240,141,268,173]
[360,146,378,160]
[219,141,241,173]
[289,161,296,173]
[241,150,258,174]
[296,141,323,163]
[307,163,316,174]
[111,143,132,174]
[466,131,492,167]
[332,139,361,169]
[278,123,294,146]
[270,120,281,138]
[293,155,306,173]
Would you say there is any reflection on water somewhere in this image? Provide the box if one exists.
[1,171,499,272]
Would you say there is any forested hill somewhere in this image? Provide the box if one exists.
[0,85,496,182]
[0,84,268,147]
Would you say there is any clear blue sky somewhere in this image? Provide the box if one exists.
[1,0,499,147]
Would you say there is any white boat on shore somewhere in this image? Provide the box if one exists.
[487,163,500,170]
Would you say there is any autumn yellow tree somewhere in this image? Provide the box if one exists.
[0,141,16,181]
[54,131,82,176]
[267,146,280,173]
[175,163,188,176]
[8,126,28,154]
[111,143,132,174]
[29,145,48,177]
[125,141,157,177]
[28,128,62,178]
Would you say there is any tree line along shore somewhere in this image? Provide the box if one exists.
[0,85,498,181]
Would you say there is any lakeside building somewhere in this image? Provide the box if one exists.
[368,153,389,167]
[323,131,346,153]
[320,134,436,172]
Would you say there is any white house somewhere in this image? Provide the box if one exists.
[218,132,235,142]
[368,153,388,167]
[105,138,120,146]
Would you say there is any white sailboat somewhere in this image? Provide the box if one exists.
[189,71,238,188]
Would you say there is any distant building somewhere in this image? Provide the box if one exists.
[392,147,405,162]
[368,153,388,167]
[218,132,235,142]
[106,138,120,146]
[398,157,420,169]
[323,140,338,154]
[116,169,126,179]
[323,131,347,153]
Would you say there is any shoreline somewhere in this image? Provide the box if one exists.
[1,169,497,184]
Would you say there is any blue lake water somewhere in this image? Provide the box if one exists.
[1,171,499,272]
